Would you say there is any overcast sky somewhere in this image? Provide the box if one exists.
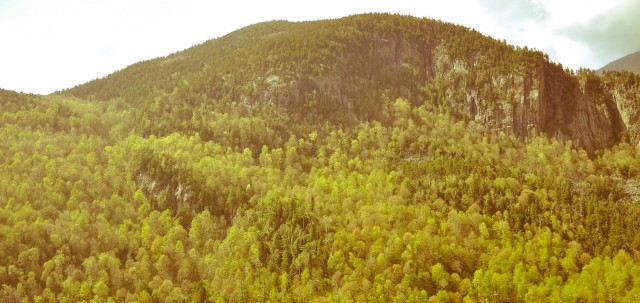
[1,0,638,94]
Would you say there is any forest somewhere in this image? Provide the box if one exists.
[2,13,640,302]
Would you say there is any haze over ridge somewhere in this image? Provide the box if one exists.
[0,0,638,94]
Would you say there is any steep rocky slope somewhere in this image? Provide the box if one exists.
[601,70,640,143]
[63,14,640,154]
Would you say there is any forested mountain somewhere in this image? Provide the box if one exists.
[599,51,640,75]
[63,14,640,155]
[3,13,640,302]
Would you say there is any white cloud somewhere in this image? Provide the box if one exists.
[545,0,625,28]
[0,0,636,94]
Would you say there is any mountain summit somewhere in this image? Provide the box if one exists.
[599,51,640,74]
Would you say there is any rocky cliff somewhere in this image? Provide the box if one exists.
[240,31,632,155]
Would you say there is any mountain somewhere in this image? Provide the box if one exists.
[4,13,640,302]
[599,51,640,74]
[62,14,640,155]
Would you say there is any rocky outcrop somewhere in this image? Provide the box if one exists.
[601,72,640,145]
[413,44,627,155]
[235,31,634,155]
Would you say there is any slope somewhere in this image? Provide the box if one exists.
[3,85,640,301]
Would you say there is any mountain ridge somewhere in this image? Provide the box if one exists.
[598,51,640,74]
[60,13,640,155]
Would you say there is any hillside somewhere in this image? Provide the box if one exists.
[2,13,640,302]
[599,51,640,74]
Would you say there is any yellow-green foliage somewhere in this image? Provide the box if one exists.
[2,87,640,302]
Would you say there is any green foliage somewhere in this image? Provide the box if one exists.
[3,13,640,303]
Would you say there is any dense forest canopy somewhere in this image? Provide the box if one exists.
[3,13,640,302]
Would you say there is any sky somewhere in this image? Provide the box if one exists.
[0,0,638,94]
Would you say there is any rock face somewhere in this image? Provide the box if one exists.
[442,58,626,155]
[247,34,631,155]
[601,72,640,144]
